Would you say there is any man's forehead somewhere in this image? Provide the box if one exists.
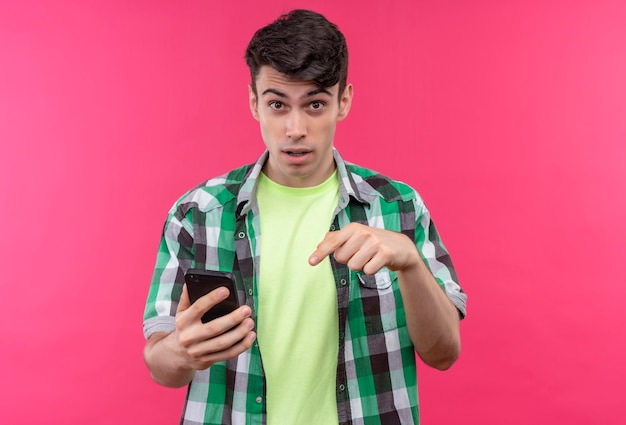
[254,66,337,97]
[260,86,334,100]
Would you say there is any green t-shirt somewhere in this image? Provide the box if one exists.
[256,171,340,425]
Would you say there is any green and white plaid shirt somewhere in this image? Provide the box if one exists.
[143,149,467,425]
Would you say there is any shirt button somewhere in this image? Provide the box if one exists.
[339,384,345,392]
[238,232,246,239]
[330,224,336,231]
[248,289,253,296]
[340,279,347,286]
[256,396,262,403]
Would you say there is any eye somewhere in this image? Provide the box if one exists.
[310,101,325,110]
[269,101,284,110]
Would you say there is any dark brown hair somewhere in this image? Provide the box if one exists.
[245,9,349,99]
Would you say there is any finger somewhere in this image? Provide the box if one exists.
[178,304,251,349]
[189,317,256,361]
[309,229,352,266]
[202,305,252,337]
[338,241,377,271]
[175,283,206,335]
[193,330,257,369]
[187,286,230,322]
[177,283,192,314]
[203,316,255,352]
[360,252,388,275]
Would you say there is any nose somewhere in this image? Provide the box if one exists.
[286,111,306,140]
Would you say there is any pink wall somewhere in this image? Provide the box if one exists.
[1,0,624,423]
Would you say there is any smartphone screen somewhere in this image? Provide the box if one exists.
[184,269,239,323]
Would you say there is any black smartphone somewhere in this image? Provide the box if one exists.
[184,269,239,323]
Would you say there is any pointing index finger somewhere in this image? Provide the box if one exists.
[309,229,347,266]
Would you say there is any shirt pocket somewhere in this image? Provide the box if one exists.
[354,268,402,334]
[356,268,395,290]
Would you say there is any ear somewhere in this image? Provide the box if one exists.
[248,84,259,121]
[337,83,353,122]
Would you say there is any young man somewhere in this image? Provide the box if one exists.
[143,9,466,425]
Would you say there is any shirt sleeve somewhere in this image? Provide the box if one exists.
[142,205,195,339]
[414,201,467,318]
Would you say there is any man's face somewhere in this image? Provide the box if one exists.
[249,66,353,188]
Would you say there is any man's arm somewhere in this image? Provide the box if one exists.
[309,222,461,370]
[395,257,460,370]
[143,285,257,388]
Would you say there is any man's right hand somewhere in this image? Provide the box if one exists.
[143,284,256,388]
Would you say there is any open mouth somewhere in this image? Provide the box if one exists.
[285,151,309,157]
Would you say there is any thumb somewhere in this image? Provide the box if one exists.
[177,283,192,314]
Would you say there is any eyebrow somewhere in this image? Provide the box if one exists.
[261,87,333,99]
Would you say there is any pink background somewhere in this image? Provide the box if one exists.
[1,0,625,423]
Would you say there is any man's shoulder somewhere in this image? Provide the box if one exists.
[171,164,253,216]
[345,162,419,204]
